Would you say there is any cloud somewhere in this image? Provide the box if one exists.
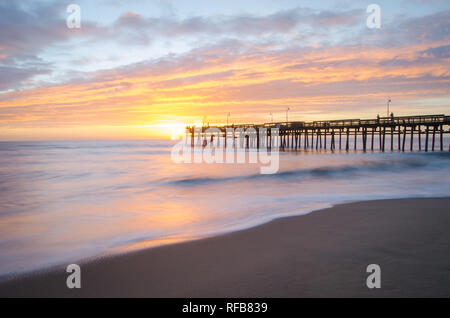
[0,65,51,91]
[0,2,448,136]
[1,30,448,126]
[421,44,450,59]
[358,10,450,47]
[0,0,102,91]
[110,7,363,40]
[0,3,375,91]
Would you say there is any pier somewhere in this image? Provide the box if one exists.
[186,114,450,152]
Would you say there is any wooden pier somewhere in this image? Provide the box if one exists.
[186,114,450,152]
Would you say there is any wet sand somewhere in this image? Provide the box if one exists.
[1,197,450,297]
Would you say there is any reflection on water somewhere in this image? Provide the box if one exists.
[0,140,449,277]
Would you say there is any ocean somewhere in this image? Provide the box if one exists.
[0,139,449,278]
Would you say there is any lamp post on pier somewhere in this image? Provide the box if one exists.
[387,98,392,117]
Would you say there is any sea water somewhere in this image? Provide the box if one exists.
[0,139,449,277]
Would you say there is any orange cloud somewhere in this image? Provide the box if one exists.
[0,40,449,140]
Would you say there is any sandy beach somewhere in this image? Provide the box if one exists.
[1,197,449,298]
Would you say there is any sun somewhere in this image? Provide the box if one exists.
[146,122,188,139]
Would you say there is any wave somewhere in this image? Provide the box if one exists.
[168,153,449,187]
[0,140,173,151]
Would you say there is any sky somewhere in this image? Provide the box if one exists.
[0,0,449,140]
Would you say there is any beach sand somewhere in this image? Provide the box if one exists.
[1,197,449,297]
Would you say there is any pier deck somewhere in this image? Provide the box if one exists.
[187,114,450,152]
